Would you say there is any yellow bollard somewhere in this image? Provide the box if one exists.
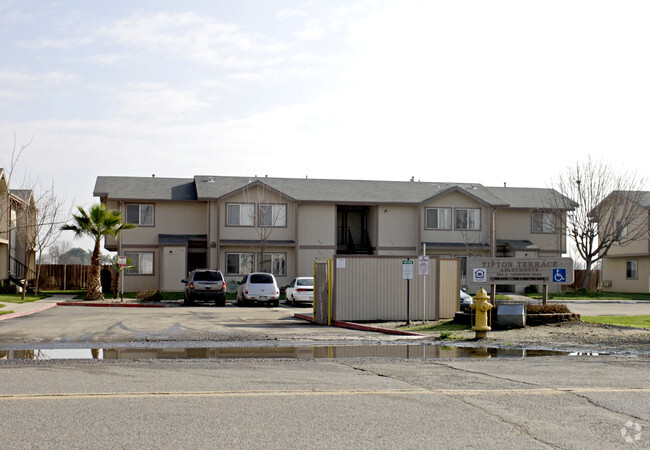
[470,288,493,339]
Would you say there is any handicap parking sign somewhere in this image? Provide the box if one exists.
[552,269,566,283]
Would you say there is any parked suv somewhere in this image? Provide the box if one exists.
[236,272,280,307]
[182,269,227,306]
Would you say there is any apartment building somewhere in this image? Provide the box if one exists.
[599,191,650,293]
[94,175,573,293]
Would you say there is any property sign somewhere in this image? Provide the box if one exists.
[467,258,574,284]
[418,256,429,276]
[402,259,414,280]
[118,256,127,268]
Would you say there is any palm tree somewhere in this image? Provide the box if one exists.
[62,204,135,300]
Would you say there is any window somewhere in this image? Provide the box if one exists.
[126,204,154,226]
[259,204,287,227]
[617,220,628,240]
[626,260,637,279]
[260,253,286,276]
[532,212,556,233]
[425,208,451,229]
[226,203,255,226]
[226,252,254,275]
[455,208,480,230]
[125,252,154,275]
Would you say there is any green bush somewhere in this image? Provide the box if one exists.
[526,304,570,314]
[524,285,539,294]
[136,289,163,303]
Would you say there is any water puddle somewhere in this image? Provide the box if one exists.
[0,344,595,361]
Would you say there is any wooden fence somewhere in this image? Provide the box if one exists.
[569,270,600,291]
[37,264,114,290]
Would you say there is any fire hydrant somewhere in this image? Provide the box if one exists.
[470,288,493,339]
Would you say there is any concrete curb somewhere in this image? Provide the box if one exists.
[57,302,166,308]
[293,313,425,336]
[0,303,57,321]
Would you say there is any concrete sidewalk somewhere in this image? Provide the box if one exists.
[0,294,75,321]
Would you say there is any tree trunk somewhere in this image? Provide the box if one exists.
[86,239,104,300]
[113,270,120,299]
[581,260,592,290]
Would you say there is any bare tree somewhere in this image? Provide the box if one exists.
[241,180,288,273]
[42,240,72,264]
[19,184,68,295]
[548,156,647,289]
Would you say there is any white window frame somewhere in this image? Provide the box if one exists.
[126,204,154,226]
[617,220,628,240]
[455,208,481,231]
[626,260,637,280]
[125,252,154,275]
[259,252,286,276]
[425,207,452,230]
[532,211,556,233]
[226,203,255,227]
[259,204,287,227]
[226,252,254,275]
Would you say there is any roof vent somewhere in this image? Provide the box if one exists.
[207,177,215,183]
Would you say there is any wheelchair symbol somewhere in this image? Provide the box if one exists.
[553,269,566,283]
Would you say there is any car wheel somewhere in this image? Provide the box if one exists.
[215,295,226,307]
[271,300,279,307]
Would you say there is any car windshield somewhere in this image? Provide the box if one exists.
[250,273,274,284]
[193,271,222,281]
[296,279,313,287]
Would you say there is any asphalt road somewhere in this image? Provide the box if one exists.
[1,357,648,448]
[1,299,648,448]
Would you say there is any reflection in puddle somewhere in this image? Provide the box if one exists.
[0,345,576,360]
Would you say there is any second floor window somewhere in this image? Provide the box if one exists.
[227,203,255,226]
[259,204,287,227]
[532,212,556,233]
[455,208,480,230]
[425,208,451,230]
[126,204,154,226]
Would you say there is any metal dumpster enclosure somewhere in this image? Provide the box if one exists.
[320,255,459,323]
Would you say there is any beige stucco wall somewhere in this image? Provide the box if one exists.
[122,247,160,292]
[376,204,417,252]
[605,212,649,257]
[495,209,565,254]
[420,192,489,245]
[219,188,295,242]
[602,256,650,293]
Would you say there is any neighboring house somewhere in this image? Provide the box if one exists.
[0,169,37,289]
[599,191,650,293]
[94,176,574,294]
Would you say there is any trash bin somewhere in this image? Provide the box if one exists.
[496,304,526,328]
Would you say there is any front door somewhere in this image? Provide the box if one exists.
[162,246,186,292]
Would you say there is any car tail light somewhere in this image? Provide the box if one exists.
[189,282,194,289]
[296,288,308,292]
[244,289,248,295]
[222,281,226,290]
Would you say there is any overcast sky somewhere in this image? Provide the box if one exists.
[2,1,649,248]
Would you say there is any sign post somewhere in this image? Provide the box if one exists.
[118,256,127,301]
[402,259,414,325]
[418,253,429,322]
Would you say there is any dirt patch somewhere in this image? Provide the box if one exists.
[419,321,649,354]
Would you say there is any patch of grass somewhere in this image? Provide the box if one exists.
[0,310,14,315]
[581,315,650,329]
[0,293,48,303]
[529,290,650,301]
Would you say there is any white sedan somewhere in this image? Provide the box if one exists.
[285,277,314,305]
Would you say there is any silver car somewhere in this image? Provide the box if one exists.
[460,288,474,310]
[181,269,227,306]
[236,272,280,307]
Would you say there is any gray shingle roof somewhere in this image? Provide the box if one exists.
[94,176,197,201]
[94,175,571,209]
